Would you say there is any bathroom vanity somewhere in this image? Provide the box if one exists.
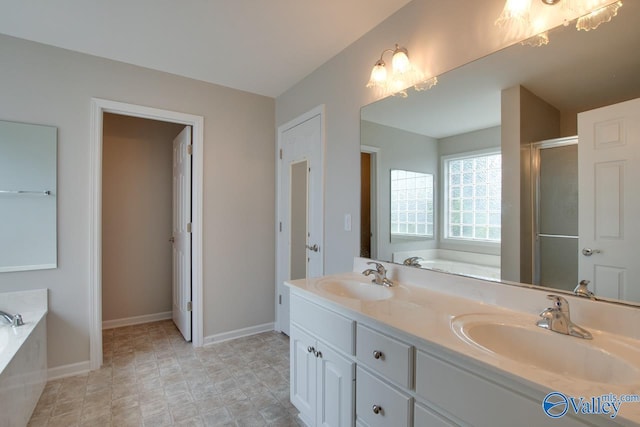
[285,258,640,427]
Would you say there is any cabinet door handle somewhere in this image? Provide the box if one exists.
[372,405,383,415]
[316,350,323,358]
[373,350,383,360]
[307,346,315,354]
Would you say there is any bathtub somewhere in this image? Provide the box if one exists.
[0,289,48,427]
[392,249,501,281]
[418,259,501,280]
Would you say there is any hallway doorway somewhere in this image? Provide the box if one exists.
[90,98,205,370]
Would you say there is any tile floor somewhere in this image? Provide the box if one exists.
[28,320,302,427]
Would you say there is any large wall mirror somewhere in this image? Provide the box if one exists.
[0,120,57,272]
[360,2,640,305]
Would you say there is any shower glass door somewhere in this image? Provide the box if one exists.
[532,137,578,290]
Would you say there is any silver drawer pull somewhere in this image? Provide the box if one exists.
[373,350,383,360]
[372,404,383,415]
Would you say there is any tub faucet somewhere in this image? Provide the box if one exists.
[536,295,592,340]
[0,310,24,327]
[403,257,423,267]
[362,262,394,287]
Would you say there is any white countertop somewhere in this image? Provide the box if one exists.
[285,260,640,425]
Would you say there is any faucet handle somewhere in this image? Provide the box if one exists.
[366,261,386,274]
[13,314,24,327]
[546,294,570,313]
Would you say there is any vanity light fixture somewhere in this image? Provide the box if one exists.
[366,44,437,98]
[496,0,624,42]
[575,1,623,31]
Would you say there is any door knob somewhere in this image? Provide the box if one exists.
[305,244,319,252]
[582,248,601,257]
[169,237,175,243]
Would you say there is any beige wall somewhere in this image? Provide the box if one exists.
[276,0,563,275]
[0,34,275,369]
[102,114,183,322]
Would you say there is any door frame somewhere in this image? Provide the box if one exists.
[89,98,204,370]
[275,105,325,333]
[360,145,381,260]
[530,136,578,286]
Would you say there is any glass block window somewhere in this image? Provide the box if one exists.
[445,152,501,242]
[390,170,434,237]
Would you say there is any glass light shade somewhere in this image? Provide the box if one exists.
[521,30,549,47]
[366,61,387,88]
[576,1,623,31]
[495,0,532,27]
[391,48,410,74]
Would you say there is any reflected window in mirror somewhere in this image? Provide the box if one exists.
[443,150,501,243]
[390,170,434,239]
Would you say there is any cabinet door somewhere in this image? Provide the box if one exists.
[291,325,317,426]
[317,343,355,427]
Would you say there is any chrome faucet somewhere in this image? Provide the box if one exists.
[362,262,394,287]
[403,256,423,267]
[574,280,596,300]
[536,295,592,339]
[0,310,24,327]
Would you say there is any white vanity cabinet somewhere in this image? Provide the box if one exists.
[289,288,613,427]
[290,294,356,427]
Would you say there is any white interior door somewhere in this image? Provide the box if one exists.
[277,108,324,335]
[578,97,640,302]
[172,126,192,341]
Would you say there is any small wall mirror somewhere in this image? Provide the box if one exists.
[0,120,57,272]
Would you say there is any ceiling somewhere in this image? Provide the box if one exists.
[0,0,412,98]
[361,1,640,139]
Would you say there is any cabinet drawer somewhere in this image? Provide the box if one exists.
[291,293,355,355]
[356,324,413,388]
[414,402,457,427]
[356,367,411,427]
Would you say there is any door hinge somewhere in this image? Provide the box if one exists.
[187,144,193,155]
[279,294,282,305]
[186,223,192,233]
[186,301,192,312]
[279,149,283,160]
[279,222,282,232]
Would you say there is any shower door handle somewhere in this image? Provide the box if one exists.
[582,248,601,257]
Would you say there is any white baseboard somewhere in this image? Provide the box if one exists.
[102,311,172,330]
[47,361,91,381]
[203,322,275,346]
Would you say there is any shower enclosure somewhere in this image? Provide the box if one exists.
[530,136,578,290]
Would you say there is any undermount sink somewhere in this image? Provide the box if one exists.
[451,313,640,385]
[315,278,393,301]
